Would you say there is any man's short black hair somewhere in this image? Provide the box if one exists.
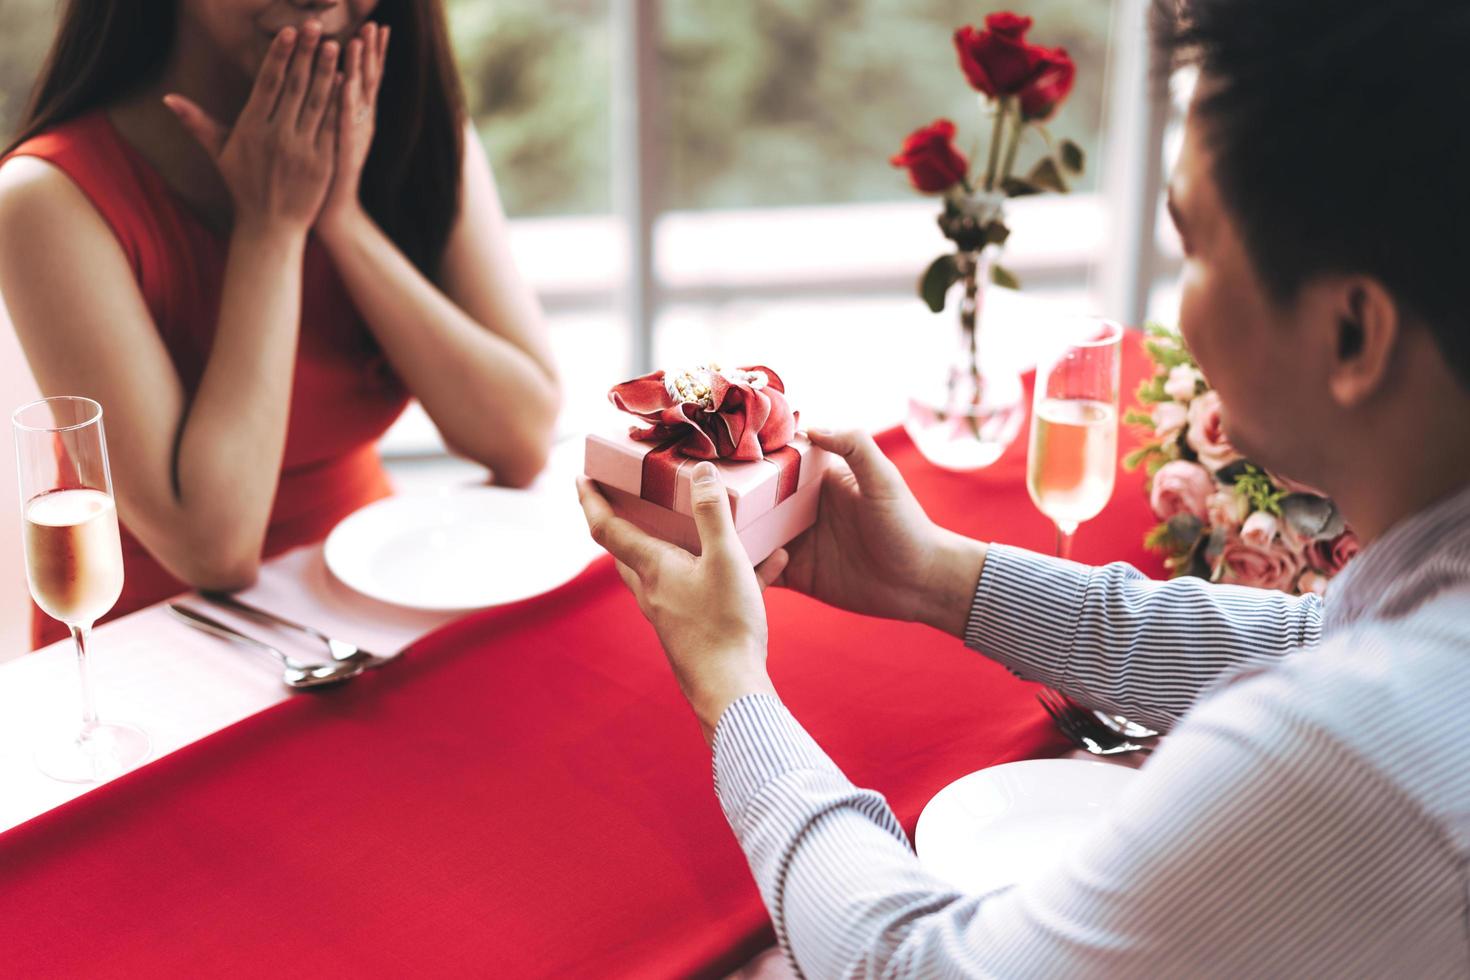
[1152,0,1470,386]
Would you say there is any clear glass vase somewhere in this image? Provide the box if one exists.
[904,250,1026,471]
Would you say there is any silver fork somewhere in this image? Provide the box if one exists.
[200,591,391,671]
[1037,691,1153,757]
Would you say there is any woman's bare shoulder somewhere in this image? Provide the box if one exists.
[0,154,107,234]
[0,153,121,263]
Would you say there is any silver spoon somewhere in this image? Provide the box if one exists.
[200,591,389,671]
[168,604,366,689]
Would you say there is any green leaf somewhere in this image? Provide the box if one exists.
[1175,538,1212,580]
[1123,409,1155,428]
[1135,376,1169,404]
[1143,514,1203,555]
[1123,445,1157,471]
[1233,464,1288,516]
[1280,493,1345,541]
[983,220,1011,246]
[990,262,1021,290]
[1027,157,1068,194]
[1140,323,1202,374]
[1214,459,1251,485]
[1206,525,1229,558]
[1059,139,1085,174]
[1144,523,1173,550]
[1000,176,1041,197]
[918,254,962,313]
[1165,512,1205,544]
[1145,340,1195,370]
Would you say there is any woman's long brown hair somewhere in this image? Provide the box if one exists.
[4,0,466,280]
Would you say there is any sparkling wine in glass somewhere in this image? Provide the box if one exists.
[1026,320,1155,738]
[14,396,150,783]
[1026,318,1123,559]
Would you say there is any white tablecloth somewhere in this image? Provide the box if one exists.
[0,438,600,833]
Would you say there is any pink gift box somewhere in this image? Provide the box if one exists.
[584,425,830,564]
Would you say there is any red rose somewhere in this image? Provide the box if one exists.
[954,13,1053,98]
[986,11,1033,36]
[890,119,970,194]
[608,365,797,461]
[1019,46,1075,121]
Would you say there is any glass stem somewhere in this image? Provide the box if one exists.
[70,624,99,736]
[1055,521,1078,561]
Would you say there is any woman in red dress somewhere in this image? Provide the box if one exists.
[0,1,562,648]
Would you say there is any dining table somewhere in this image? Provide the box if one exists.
[0,332,1162,979]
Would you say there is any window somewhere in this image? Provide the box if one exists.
[0,1,1169,456]
[648,0,1123,431]
[456,0,1131,439]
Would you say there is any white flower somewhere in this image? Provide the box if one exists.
[1240,510,1279,549]
[1164,364,1203,403]
[1152,401,1188,443]
[664,364,717,408]
[1207,488,1249,528]
[663,364,767,408]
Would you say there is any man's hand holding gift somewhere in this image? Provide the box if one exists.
[578,403,991,739]
[768,429,989,639]
[577,463,785,743]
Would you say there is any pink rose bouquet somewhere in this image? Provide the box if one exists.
[1125,325,1358,595]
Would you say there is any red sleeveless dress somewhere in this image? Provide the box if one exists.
[8,111,410,648]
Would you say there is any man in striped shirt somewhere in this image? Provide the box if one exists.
[578,0,1470,974]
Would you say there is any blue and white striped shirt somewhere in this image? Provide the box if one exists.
[713,483,1470,978]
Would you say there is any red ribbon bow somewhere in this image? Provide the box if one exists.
[608,365,799,461]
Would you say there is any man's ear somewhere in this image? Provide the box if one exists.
[1327,278,1399,409]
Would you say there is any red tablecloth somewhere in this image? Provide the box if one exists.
[0,336,1161,978]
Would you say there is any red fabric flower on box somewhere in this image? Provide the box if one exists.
[954,12,1053,98]
[890,119,970,194]
[609,365,798,461]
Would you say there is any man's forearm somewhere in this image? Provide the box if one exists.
[715,669,1433,978]
[964,544,1324,731]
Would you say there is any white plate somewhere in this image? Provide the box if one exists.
[915,759,1139,895]
[324,487,599,611]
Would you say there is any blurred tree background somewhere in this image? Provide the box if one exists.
[1,0,1111,217]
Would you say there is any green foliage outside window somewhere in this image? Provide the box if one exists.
[0,0,1111,218]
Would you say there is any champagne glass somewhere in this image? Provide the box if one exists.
[13,396,150,783]
[1027,318,1123,559]
[1027,320,1156,738]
